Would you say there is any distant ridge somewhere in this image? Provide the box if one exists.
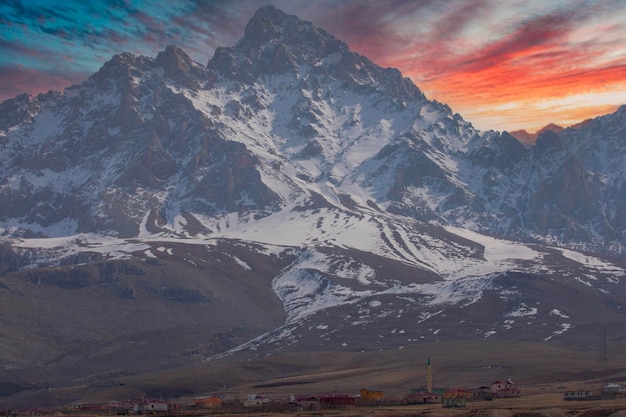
[509,123,564,143]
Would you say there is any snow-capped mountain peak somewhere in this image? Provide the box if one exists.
[0,6,623,258]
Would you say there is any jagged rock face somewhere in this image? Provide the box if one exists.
[209,5,424,103]
[155,45,213,90]
[558,105,626,244]
[0,5,624,257]
[470,132,530,170]
[466,126,616,251]
[0,45,280,237]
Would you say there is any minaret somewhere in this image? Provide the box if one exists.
[427,356,432,393]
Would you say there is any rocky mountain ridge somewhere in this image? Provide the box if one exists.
[0,5,623,258]
[510,123,565,143]
[0,6,623,259]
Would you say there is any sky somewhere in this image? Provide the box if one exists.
[1,0,625,132]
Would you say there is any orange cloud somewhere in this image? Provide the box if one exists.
[337,2,626,131]
[416,52,626,131]
[2,1,624,133]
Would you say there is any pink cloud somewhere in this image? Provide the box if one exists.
[0,65,87,101]
[2,1,624,132]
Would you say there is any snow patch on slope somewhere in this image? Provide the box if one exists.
[556,247,625,278]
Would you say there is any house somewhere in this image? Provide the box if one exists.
[441,389,471,407]
[468,386,493,401]
[78,404,105,412]
[105,401,123,412]
[194,397,222,408]
[291,396,321,410]
[443,389,472,399]
[603,383,626,397]
[317,393,356,408]
[442,397,467,408]
[564,390,601,401]
[136,400,168,413]
[360,388,384,403]
[243,395,271,408]
[403,392,441,404]
[491,379,521,398]
[491,380,507,392]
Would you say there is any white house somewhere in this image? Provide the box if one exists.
[243,395,271,408]
[129,399,169,413]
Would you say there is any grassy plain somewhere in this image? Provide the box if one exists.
[4,336,626,413]
[10,339,621,412]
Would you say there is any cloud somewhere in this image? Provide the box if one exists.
[371,2,626,130]
[0,0,625,131]
[0,65,88,101]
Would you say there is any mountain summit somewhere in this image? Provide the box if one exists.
[242,4,302,45]
[0,6,625,405]
[210,5,424,103]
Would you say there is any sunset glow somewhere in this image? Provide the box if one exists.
[1,0,625,132]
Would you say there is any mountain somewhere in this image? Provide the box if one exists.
[0,5,625,406]
[510,123,565,143]
[0,5,623,257]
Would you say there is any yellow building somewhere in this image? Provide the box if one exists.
[360,388,384,403]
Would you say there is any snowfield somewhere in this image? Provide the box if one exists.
[9,201,624,347]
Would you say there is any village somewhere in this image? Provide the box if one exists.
[5,380,626,416]
[3,359,626,415]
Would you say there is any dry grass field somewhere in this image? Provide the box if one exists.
[4,336,626,413]
[8,338,621,412]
